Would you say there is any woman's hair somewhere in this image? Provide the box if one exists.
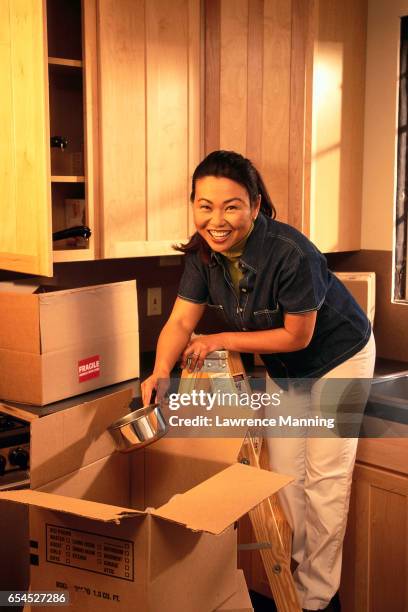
[175,150,276,260]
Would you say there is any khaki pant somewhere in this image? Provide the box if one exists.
[266,332,376,610]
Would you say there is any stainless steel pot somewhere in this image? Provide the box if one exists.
[108,403,168,453]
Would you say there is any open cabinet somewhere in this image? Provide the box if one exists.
[47,0,99,263]
[0,0,98,277]
[1,0,200,273]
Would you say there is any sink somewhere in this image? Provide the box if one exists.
[366,373,408,425]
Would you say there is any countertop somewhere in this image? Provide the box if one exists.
[140,352,408,380]
[3,356,406,421]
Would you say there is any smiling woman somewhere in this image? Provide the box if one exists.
[141,150,375,612]
[193,176,260,251]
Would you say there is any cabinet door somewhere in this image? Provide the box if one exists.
[0,0,53,276]
[98,0,201,258]
[341,461,408,612]
[205,0,367,252]
[306,0,367,252]
[205,0,292,224]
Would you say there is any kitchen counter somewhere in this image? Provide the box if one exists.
[0,378,141,417]
[140,351,408,381]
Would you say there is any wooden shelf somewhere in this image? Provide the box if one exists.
[51,176,85,183]
[53,248,94,263]
[48,57,83,68]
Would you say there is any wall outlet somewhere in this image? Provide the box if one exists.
[147,287,162,316]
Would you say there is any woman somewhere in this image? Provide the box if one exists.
[142,150,375,612]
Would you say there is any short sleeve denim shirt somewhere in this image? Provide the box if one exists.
[178,214,371,379]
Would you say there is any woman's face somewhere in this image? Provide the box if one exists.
[193,176,260,252]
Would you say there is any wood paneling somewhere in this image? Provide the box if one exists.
[0,0,52,276]
[370,485,407,609]
[261,0,292,222]
[204,0,292,222]
[246,0,264,168]
[204,0,220,153]
[98,0,201,258]
[98,0,146,251]
[341,463,408,612]
[357,437,408,476]
[219,0,248,152]
[83,0,100,258]
[204,0,367,242]
[188,0,203,235]
[309,0,367,252]
[146,0,189,242]
[289,0,315,232]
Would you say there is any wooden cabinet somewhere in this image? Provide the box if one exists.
[0,0,52,276]
[204,0,367,252]
[305,0,367,252]
[47,0,99,264]
[97,0,202,258]
[0,0,98,277]
[205,0,292,223]
[0,0,367,276]
[340,437,408,612]
[240,438,408,609]
[0,0,200,275]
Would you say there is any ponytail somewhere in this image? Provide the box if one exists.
[253,167,276,219]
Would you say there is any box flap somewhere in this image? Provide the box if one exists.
[0,490,143,524]
[152,463,293,535]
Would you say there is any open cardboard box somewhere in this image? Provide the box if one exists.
[0,388,292,612]
[0,280,139,405]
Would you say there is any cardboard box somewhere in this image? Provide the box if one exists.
[334,272,376,324]
[0,280,139,405]
[215,570,253,612]
[0,388,293,612]
[254,271,376,366]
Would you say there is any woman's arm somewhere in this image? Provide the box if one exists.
[182,311,317,371]
[141,297,206,404]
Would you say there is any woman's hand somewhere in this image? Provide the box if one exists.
[141,372,170,406]
[181,333,226,372]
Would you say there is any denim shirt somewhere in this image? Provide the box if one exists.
[177,214,371,379]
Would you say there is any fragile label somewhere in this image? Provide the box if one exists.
[46,525,134,582]
[78,355,100,383]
